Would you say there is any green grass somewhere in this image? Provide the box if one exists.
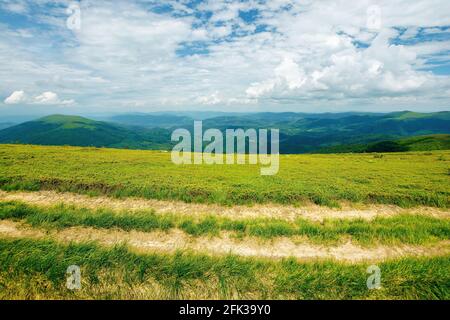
[0,201,175,233]
[0,144,449,208]
[399,134,450,151]
[319,134,450,154]
[0,237,448,299]
[1,201,449,246]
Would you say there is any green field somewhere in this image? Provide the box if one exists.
[0,238,448,299]
[0,144,449,208]
[0,144,449,300]
[1,201,449,246]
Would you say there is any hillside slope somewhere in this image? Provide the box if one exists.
[0,123,15,130]
[318,134,450,153]
[0,111,449,153]
[109,113,192,128]
[0,115,172,150]
[198,111,450,153]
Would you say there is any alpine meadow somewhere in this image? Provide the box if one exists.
[0,0,450,307]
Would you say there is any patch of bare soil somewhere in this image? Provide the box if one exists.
[0,220,448,263]
[0,190,448,222]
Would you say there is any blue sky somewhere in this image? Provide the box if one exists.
[0,0,450,115]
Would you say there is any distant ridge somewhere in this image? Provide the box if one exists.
[0,111,449,153]
[317,134,450,153]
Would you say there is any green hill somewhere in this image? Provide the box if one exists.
[318,134,450,153]
[0,111,449,153]
[198,111,450,153]
[0,122,15,130]
[0,115,172,150]
[387,111,450,121]
[395,134,450,151]
[109,113,192,128]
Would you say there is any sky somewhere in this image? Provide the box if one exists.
[0,0,450,116]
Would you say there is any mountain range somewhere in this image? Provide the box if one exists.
[0,111,449,153]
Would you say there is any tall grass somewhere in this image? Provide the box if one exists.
[1,201,449,246]
[0,238,448,299]
[0,144,449,208]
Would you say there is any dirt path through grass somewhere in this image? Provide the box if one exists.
[1,190,448,222]
[1,220,449,263]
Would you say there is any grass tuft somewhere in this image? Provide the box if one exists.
[1,201,449,246]
[0,237,448,299]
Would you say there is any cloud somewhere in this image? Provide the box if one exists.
[246,56,307,98]
[34,91,58,104]
[0,0,449,113]
[196,92,222,105]
[1,1,28,14]
[34,91,74,105]
[4,90,26,104]
[244,28,448,103]
[3,90,74,106]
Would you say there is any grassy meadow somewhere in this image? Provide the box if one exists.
[1,201,449,246]
[0,238,449,300]
[0,144,449,299]
[0,144,449,208]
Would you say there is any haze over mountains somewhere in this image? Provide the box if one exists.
[0,111,449,153]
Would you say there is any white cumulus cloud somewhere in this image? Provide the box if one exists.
[34,91,74,105]
[0,0,449,112]
[3,90,74,106]
[4,90,26,104]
